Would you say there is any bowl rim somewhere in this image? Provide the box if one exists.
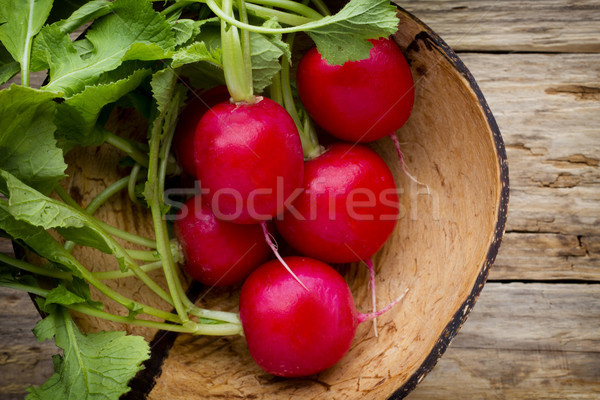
[386,5,509,400]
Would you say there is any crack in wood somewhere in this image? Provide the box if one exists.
[548,154,600,168]
[545,85,600,101]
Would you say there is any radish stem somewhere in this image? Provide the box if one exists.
[147,80,190,324]
[245,3,314,25]
[93,260,163,280]
[280,33,322,159]
[246,0,323,19]
[68,303,242,336]
[105,132,150,168]
[85,176,131,215]
[0,252,72,280]
[128,163,143,203]
[53,185,174,305]
[54,185,158,249]
[220,0,254,102]
[238,0,253,92]
[310,0,331,16]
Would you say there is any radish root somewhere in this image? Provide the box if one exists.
[357,287,409,324]
[260,221,308,290]
[365,258,379,337]
[389,133,430,195]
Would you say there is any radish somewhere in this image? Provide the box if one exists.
[274,142,398,333]
[275,142,398,264]
[173,86,230,177]
[190,0,304,225]
[193,97,304,224]
[173,195,271,286]
[239,256,408,377]
[296,37,414,144]
[296,37,424,186]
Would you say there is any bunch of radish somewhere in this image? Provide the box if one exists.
[0,0,424,395]
[171,4,417,376]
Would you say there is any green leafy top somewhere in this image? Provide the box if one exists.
[27,307,150,400]
[305,0,399,64]
[36,0,175,96]
[0,0,53,85]
[0,85,66,195]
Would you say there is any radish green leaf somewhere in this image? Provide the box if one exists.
[0,85,66,195]
[27,307,149,400]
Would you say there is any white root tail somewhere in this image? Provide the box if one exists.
[389,133,430,195]
[260,221,308,291]
[357,287,410,325]
[365,258,379,337]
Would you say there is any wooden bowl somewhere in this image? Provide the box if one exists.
[52,5,509,400]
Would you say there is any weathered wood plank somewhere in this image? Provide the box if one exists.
[492,232,599,281]
[449,283,600,352]
[0,240,13,257]
[458,52,600,280]
[407,347,600,399]
[0,287,56,398]
[399,0,600,53]
[407,282,600,399]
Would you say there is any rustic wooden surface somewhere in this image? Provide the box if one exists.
[0,0,599,399]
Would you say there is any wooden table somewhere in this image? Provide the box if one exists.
[1,1,599,399]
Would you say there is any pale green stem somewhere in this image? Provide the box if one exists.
[53,185,172,305]
[245,0,323,19]
[281,34,322,158]
[54,185,157,249]
[57,246,181,323]
[147,85,190,324]
[220,0,254,102]
[68,303,202,333]
[105,132,150,168]
[70,303,242,335]
[128,163,143,203]
[0,282,240,335]
[93,260,163,280]
[246,3,313,25]
[161,0,194,16]
[0,253,72,280]
[239,0,254,90]
[310,0,331,16]
[85,176,130,215]
[172,270,242,324]
[20,0,36,87]
[270,72,283,106]
[0,281,48,298]
[98,222,158,249]
[125,249,161,262]
[207,0,326,34]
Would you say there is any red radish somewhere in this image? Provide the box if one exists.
[173,86,230,177]
[194,97,304,224]
[239,256,408,377]
[296,37,414,143]
[275,142,399,264]
[173,195,270,286]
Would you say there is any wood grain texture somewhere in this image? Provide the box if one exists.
[0,287,55,399]
[399,0,600,52]
[460,53,600,280]
[407,283,600,399]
